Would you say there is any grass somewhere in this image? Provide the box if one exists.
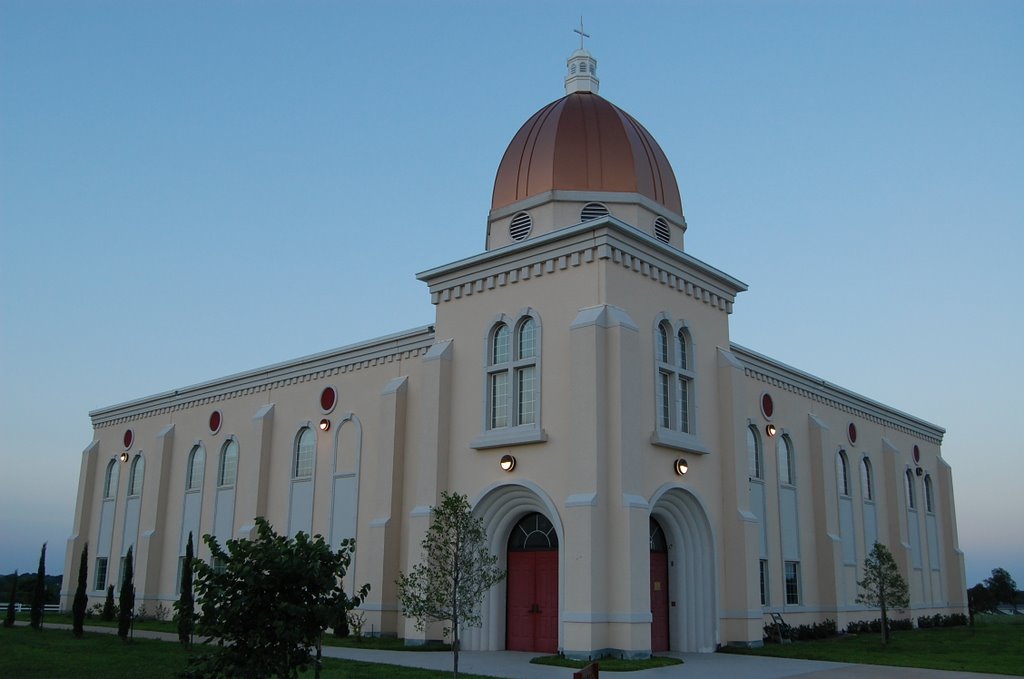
[14,611,178,634]
[0,626,497,678]
[723,614,1024,676]
[323,635,452,651]
[532,654,683,671]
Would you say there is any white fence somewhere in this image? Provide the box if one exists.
[2,603,62,613]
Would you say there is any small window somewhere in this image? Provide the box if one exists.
[128,455,144,497]
[924,474,934,513]
[650,518,668,552]
[861,457,874,501]
[580,202,609,222]
[186,445,205,491]
[94,557,108,591]
[570,63,577,74]
[836,451,850,497]
[103,460,117,499]
[218,439,238,487]
[509,212,532,241]
[759,559,769,606]
[747,425,763,480]
[294,428,315,478]
[654,217,671,243]
[905,469,916,509]
[784,561,801,605]
[778,436,794,486]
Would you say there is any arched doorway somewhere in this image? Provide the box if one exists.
[650,486,718,652]
[650,517,670,652]
[506,512,559,653]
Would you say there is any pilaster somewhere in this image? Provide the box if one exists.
[60,441,100,610]
[807,414,841,614]
[239,403,274,538]
[137,424,174,602]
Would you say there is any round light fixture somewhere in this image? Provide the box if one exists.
[319,418,331,432]
[674,458,689,475]
[499,454,516,472]
[119,452,129,463]
[765,423,778,437]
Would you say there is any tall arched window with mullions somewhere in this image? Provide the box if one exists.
[288,427,316,537]
[474,310,545,449]
[654,319,695,435]
[186,444,205,491]
[836,451,850,497]
[747,425,763,480]
[212,438,239,556]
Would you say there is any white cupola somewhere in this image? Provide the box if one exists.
[564,20,599,94]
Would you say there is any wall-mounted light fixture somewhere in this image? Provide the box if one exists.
[319,418,331,432]
[499,454,516,472]
[119,452,129,463]
[916,466,924,477]
[765,423,777,437]
[674,458,689,475]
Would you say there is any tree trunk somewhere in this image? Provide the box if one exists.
[880,592,889,645]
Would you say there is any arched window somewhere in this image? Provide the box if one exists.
[649,518,667,552]
[485,314,541,431]
[294,427,315,478]
[103,460,117,499]
[516,318,537,426]
[218,439,238,487]
[654,319,695,434]
[924,474,934,513]
[861,457,874,501]
[905,469,916,509]
[747,425,763,480]
[127,455,144,497]
[186,445,205,491]
[508,513,558,550]
[778,435,794,486]
[836,451,850,497]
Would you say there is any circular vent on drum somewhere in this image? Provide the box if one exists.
[580,202,610,222]
[509,211,532,241]
[654,217,671,243]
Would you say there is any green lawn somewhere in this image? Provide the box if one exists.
[723,615,1024,676]
[0,627,497,679]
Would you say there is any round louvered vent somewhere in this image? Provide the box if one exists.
[654,217,671,243]
[509,212,532,241]
[580,202,609,221]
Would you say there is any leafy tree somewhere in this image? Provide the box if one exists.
[101,585,116,621]
[29,543,46,629]
[117,546,135,641]
[985,568,1018,613]
[175,532,195,645]
[72,544,89,637]
[191,517,369,679]
[397,492,505,679]
[3,570,17,628]
[855,542,909,644]
[967,582,996,624]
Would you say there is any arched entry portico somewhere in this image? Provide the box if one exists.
[462,481,563,651]
[650,485,718,652]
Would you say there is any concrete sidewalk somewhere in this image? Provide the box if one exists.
[35,623,1009,678]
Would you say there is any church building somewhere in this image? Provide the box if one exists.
[62,44,967,658]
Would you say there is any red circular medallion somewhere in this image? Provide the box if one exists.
[209,410,222,434]
[848,423,857,444]
[320,386,337,413]
[760,393,774,419]
[123,429,134,449]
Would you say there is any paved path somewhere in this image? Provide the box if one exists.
[35,623,1010,678]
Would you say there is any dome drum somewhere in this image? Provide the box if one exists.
[487,190,687,251]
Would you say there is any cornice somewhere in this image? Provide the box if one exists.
[418,216,747,314]
[90,325,436,429]
[730,343,945,446]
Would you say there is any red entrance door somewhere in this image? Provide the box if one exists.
[507,550,558,652]
[650,551,670,652]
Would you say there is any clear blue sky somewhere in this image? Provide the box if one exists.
[1,1,1021,589]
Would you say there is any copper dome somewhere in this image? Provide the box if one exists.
[491,92,682,215]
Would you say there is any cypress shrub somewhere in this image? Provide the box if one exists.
[72,544,89,637]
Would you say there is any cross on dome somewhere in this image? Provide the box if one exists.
[565,19,599,95]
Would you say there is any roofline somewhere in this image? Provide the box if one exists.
[90,324,436,423]
[418,215,747,295]
[730,342,946,442]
